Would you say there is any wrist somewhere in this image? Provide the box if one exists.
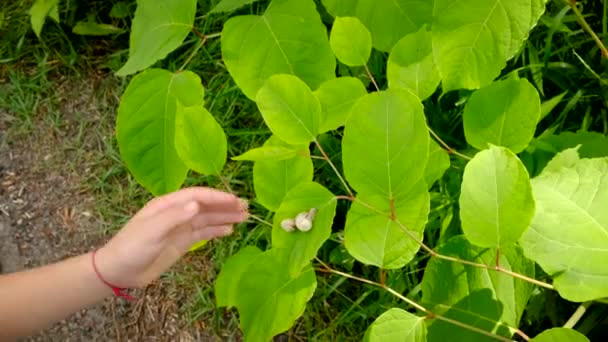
[92,248,136,301]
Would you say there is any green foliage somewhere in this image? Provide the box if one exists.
[530,328,590,342]
[520,149,608,302]
[221,0,335,99]
[72,21,125,36]
[117,0,197,76]
[363,308,427,342]
[29,0,60,37]
[330,17,372,67]
[102,0,606,339]
[460,145,535,249]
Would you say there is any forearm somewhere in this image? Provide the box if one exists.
[0,253,112,339]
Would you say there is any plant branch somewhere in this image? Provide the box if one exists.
[179,38,205,71]
[563,301,592,329]
[314,139,354,197]
[364,64,380,91]
[428,127,472,160]
[248,214,273,227]
[315,259,520,342]
[564,0,608,58]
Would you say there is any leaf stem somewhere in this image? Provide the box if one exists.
[179,38,205,71]
[315,258,518,342]
[563,301,592,329]
[564,0,608,58]
[364,64,380,91]
[248,214,273,227]
[428,127,472,160]
[315,139,354,197]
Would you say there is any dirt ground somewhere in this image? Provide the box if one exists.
[0,74,221,341]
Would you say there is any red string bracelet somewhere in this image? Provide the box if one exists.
[91,249,136,301]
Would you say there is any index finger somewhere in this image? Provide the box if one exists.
[136,187,245,219]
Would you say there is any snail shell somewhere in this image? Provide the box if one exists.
[295,212,313,232]
[280,218,296,232]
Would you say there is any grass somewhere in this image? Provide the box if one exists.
[2,0,608,340]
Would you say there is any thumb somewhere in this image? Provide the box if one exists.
[150,201,199,237]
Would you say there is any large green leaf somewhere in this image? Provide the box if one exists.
[460,146,535,249]
[233,145,300,162]
[330,16,372,67]
[421,236,535,342]
[520,149,608,302]
[215,246,263,308]
[256,74,321,145]
[253,136,314,211]
[345,182,429,269]
[222,0,336,99]
[463,78,541,153]
[117,0,197,76]
[432,0,543,91]
[174,104,227,175]
[116,69,204,195]
[424,140,450,188]
[321,0,358,16]
[273,182,337,276]
[363,308,427,342]
[343,89,429,198]
[530,328,589,342]
[210,0,261,13]
[387,26,440,100]
[236,248,317,341]
[355,0,432,52]
[30,0,60,37]
[314,77,367,133]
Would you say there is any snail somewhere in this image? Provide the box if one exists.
[280,208,317,233]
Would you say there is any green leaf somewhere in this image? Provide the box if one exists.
[520,149,608,302]
[463,78,541,153]
[174,104,227,175]
[530,328,589,342]
[72,21,125,35]
[30,0,60,37]
[387,26,440,100]
[421,236,535,341]
[345,182,429,269]
[363,308,426,342]
[424,140,450,188]
[253,136,314,211]
[540,91,567,120]
[236,248,317,342]
[273,182,337,276]
[116,0,197,76]
[233,145,300,161]
[330,17,372,67]
[110,1,130,19]
[188,239,207,252]
[48,4,59,22]
[210,0,261,13]
[256,74,321,145]
[314,77,367,133]
[116,69,204,195]
[343,89,429,198]
[460,145,535,249]
[215,245,263,308]
[433,0,544,91]
[222,0,336,99]
[321,0,358,17]
[355,0,432,52]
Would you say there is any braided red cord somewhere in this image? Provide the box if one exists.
[91,249,135,301]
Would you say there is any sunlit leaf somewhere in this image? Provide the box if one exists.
[233,145,300,161]
[463,78,541,153]
[520,149,608,302]
[421,236,535,341]
[256,74,321,145]
[253,136,314,211]
[460,145,535,249]
[424,140,450,188]
[321,0,358,17]
[215,246,263,307]
[222,0,335,99]
[387,26,440,100]
[273,182,337,276]
[363,308,426,342]
[330,16,372,67]
[345,182,429,269]
[314,77,367,133]
[116,69,204,195]
[29,0,60,37]
[210,0,261,13]
[116,0,197,75]
[174,104,227,175]
[530,328,589,342]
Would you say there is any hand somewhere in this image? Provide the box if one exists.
[95,187,248,288]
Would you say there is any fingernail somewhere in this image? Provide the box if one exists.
[223,226,234,235]
[239,198,249,211]
[184,201,198,215]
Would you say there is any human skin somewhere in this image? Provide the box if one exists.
[0,187,248,340]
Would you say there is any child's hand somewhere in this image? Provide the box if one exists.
[95,187,248,288]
